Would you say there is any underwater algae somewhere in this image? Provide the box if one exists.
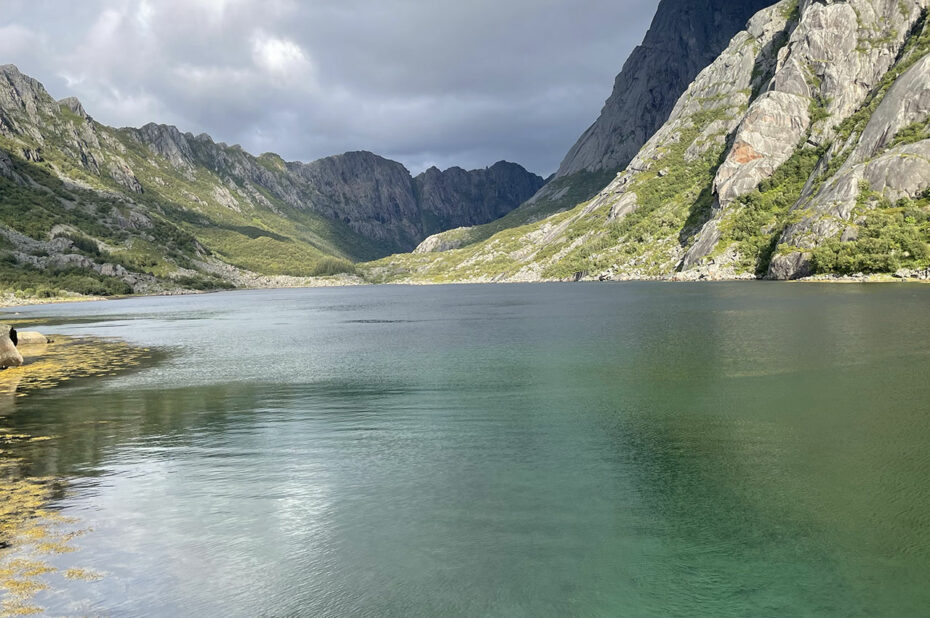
[0,336,153,615]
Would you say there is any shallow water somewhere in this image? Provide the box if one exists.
[2,283,930,616]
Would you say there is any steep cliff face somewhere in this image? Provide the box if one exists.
[414,162,546,236]
[556,0,775,178]
[763,2,930,278]
[688,0,930,280]
[290,151,422,249]
[370,0,930,284]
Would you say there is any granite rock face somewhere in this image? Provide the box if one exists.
[589,0,930,280]
[713,92,811,209]
[555,0,775,178]
[413,228,473,254]
[761,0,930,278]
[0,65,59,140]
[292,151,422,249]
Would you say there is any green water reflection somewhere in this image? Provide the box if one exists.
[0,283,928,616]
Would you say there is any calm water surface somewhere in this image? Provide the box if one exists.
[2,283,930,617]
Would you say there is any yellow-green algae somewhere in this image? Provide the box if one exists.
[0,336,153,616]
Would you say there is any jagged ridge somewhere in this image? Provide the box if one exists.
[0,64,542,297]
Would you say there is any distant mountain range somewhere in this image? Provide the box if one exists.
[0,64,542,296]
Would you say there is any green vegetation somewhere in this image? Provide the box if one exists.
[172,275,236,291]
[808,95,831,126]
[0,168,114,241]
[0,149,213,297]
[55,231,101,257]
[416,170,616,254]
[0,258,132,297]
[781,0,800,22]
[199,230,325,277]
[889,119,930,148]
[310,257,356,277]
[811,185,930,274]
[721,145,824,275]
[539,105,737,280]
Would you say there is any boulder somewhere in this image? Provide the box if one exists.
[16,331,49,346]
[414,228,472,254]
[768,251,814,280]
[0,324,23,368]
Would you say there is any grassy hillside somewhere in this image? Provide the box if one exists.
[0,67,413,301]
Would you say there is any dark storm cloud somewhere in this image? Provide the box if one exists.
[1,0,656,174]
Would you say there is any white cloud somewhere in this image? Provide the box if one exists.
[0,24,43,57]
[136,0,154,29]
[0,0,658,175]
[251,34,314,83]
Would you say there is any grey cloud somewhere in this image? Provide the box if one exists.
[2,0,656,174]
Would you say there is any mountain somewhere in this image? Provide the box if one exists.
[556,0,775,178]
[0,64,542,299]
[412,0,774,255]
[291,152,543,251]
[369,0,930,283]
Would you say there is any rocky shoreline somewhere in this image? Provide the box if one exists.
[0,271,365,309]
[4,268,929,311]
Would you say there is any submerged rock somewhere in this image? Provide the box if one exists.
[16,331,50,346]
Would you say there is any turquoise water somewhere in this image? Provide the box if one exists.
[3,283,930,616]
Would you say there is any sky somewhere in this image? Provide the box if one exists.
[0,0,657,175]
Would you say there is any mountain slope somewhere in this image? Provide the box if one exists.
[0,65,541,299]
[412,0,774,255]
[556,0,775,178]
[368,0,930,283]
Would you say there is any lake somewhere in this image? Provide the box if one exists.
[2,283,930,616]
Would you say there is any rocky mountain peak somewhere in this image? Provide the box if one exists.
[58,96,89,120]
[317,150,408,172]
[412,161,546,240]
[0,63,59,135]
[555,0,775,179]
[134,122,196,169]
